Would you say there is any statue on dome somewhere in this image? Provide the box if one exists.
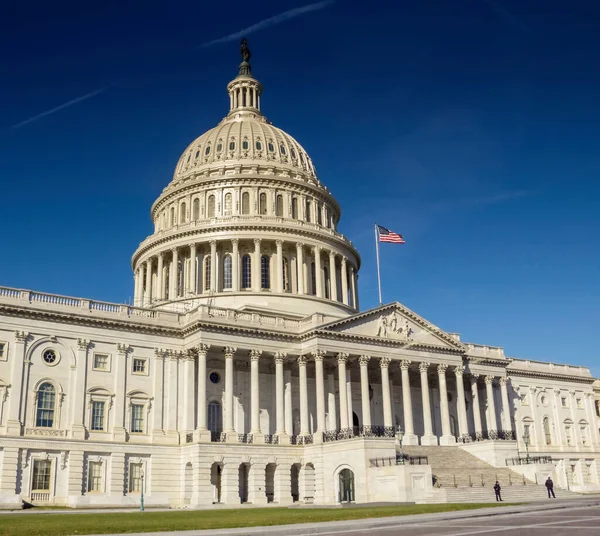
[240,38,252,63]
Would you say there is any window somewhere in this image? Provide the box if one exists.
[205,145,211,156]
[261,255,270,289]
[88,462,103,492]
[180,202,186,223]
[229,140,236,151]
[565,424,573,446]
[276,195,283,217]
[581,425,588,446]
[223,255,232,290]
[0,342,5,360]
[242,139,249,150]
[93,354,109,371]
[317,202,322,225]
[324,266,330,299]
[208,401,222,439]
[186,154,191,163]
[223,193,232,216]
[282,257,290,292]
[36,383,56,428]
[207,195,215,218]
[577,398,583,409]
[131,404,144,433]
[32,460,52,491]
[195,149,200,160]
[91,401,105,431]
[129,463,143,493]
[268,141,274,153]
[310,262,317,295]
[193,198,200,220]
[241,192,250,214]
[133,358,147,374]
[259,193,267,215]
[209,372,220,385]
[170,207,175,226]
[43,349,57,364]
[561,397,568,408]
[543,416,551,446]
[291,148,296,159]
[216,141,223,153]
[291,197,298,219]
[204,255,211,291]
[255,140,262,151]
[523,423,532,445]
[280,143,286,155]
[242,254,252,289]
[305,199,312,223]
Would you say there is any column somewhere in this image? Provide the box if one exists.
[359,356,371,430]
[157,253,164,300]
[470,375,483,439]
[223,347,237,440]
[248,462,267,505]
[232,238,240,291]
[314,246,323,298]
[337,353,349,430]
[455,365,469,440]
[253,238,261,291]
[499,377,514,439]
[296,243,305,295]
[133,269,141,306]
[346,365,354,432]
[210,240,217,292]
[284,369,293,436]
[313,350,326,435]
[152,349,165,438]
[419,362,437,445]
[182,350,195,432]
[165,351,179,436]
[437,364,454,445]
[170,248,178,299]
[485,376,499,437]
[274,353,288,441]
[380,358,393,429]
[249,350,263,441]
[71,339,89,439]
[144,259,152,305]
[138,263,145,306]
[276,240,284,293]
[341,257,349,305]
[195,344,210,440]
[298,356,309,436]
[6,332,26,435]
[329,251,337,301]
[189,243,197,294]
[326,365,337,430]
[350,266,357,308]
[400,360,418,445]
[112,343,129,441]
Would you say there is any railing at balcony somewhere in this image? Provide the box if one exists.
[290,434,313,445]
[238,433,253,444]
[506,456,553,466]
[30,491,51,502]
[264,434,279,445]
[323,426,396,443]
[457,430,515,443]
[369,454,429,467]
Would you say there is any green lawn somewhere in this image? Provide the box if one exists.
[0,503,513,536]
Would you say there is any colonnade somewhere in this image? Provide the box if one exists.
[133,239,358,309]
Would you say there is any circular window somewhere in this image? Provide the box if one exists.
[43,349,58,365]
[209,372,220,385]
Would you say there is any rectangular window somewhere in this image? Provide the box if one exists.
[91,401,105,431]
[565,426,572,446]
[93,353,109,371]
[32,460,52,491]
[576,398,583,409]
[88,462,103,492]
[0,342,6,360]
[561,397,567,407]
[131,404,144,433]
[132,358,146,374]
[129,463,143,493]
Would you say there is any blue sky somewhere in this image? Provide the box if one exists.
[1,1,599,375]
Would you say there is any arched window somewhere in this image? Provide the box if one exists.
[255,139,262,151]
[317,202,322,226]
[565,420,573,446]
[207,195,215,218]
[580,421,589,446]
[282,257,290,292]
[276,195,284,217]
[242,254,252,289]
[205,144,211,156]
[268,140,275,153]
[223,255,232,290]
[310,262,317,295]
[242,139,249,150]
[216,140,223,153]
[543,417,552,445]
[208,401,222,440]
[241,192,250,215]
[229,139,236,151]
[204,255,211,291]
[523,419,534,446]
[223,193,232,216]
[305,199,312,223]
[193,198,200,220]
[291,197,298,219]
[280,143,286,155]
[170,207,175,226]
[259,192,267,215]
[36,383,56,428]
[324,266,330,299]
[180,202,187,223]
[261,255,270,289]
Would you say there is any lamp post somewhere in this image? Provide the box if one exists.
[523,433,530,464]
[140,470,145,512]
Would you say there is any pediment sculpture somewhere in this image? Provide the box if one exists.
[376,311,413,341]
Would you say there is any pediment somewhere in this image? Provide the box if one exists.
[318,303,464,350]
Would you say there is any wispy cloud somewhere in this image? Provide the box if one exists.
[482,0,531,34]
[11,86,110,129]
[200,0,335,47]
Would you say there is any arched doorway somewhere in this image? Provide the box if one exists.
[265,463,276,503]
[208,401,222,441]
[352,412,359,436]
[210,463,222,503]
[239,463,249,503]
[291,463,301,502]
[338,468,355,503]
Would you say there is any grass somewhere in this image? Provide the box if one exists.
[0,503,514,536]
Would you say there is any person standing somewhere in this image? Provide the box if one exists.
[545,477,556,498]
[494,481,502,501]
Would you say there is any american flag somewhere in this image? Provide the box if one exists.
[377,225,405,244]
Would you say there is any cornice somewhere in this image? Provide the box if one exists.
[181,320,298,343]
[467,356,510,369]
[509,368,596,385]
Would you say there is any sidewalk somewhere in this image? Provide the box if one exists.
[81,498,600,536]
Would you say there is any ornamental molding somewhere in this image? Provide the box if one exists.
[25,428,66,437]
[508,369,595,385]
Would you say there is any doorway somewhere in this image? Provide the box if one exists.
[338,468,355,503]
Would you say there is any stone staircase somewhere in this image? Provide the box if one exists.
[401,445,581,504]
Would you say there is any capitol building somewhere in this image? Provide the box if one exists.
[0,42,599,508]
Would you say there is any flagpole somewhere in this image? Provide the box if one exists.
[374,223,383,305]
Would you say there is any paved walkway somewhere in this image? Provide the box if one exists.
[76,498,600,536]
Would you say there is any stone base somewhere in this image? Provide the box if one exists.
[112,427,127,442]
[194,429,212,443]
[420,434,438,446]
[440,435,457,446]
[312,431,324,444]
[401,434,419,446]
[277,432,290,445]
[225,431,239,444]
[70,424,86,440]
[5,420,21,436]
[252,433,265,445]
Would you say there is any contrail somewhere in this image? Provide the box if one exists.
[200,0,335,47]
[11,86,110,129]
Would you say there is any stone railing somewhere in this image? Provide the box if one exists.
[457,430,515,443]
[506,456,553,466]
[369,454,429,467]
[323,426,396,443]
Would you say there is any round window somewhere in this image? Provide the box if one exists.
[43,349,57,365]
[209,372,220,385]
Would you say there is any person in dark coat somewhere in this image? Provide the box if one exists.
[545,477,556,498]
[494,481,502,501]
